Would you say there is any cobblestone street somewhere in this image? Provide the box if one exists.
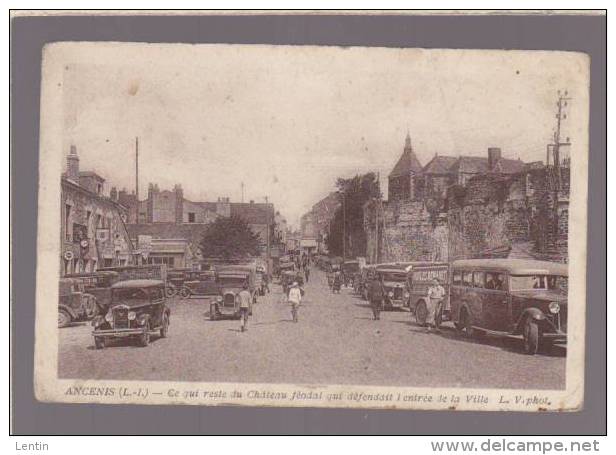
[59,268,566,389]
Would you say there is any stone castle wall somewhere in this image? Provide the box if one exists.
[365,167,569,264]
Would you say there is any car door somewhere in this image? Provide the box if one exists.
[480,271,509,331]
[149,287,164,327]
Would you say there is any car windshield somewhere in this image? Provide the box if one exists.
[218,277,246,287]
[510,275,568,293]
[111,288,150,305]
[381,272,407,282]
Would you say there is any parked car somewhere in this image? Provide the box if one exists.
[209,269,253,320]
[166,268,192,297]
[183,270,220,298]
[58,278,98,328]
[375,265,409,310]
[65,271,120,313]
[403,262,450,325]
[449,259,568,354]
[91,279,170,349]
[277,261,295,279]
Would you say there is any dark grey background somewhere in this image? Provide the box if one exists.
[11,13,606,435]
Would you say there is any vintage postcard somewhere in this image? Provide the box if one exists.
[34,42,588,411]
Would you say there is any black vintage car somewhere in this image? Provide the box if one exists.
[183,270,220,298]
[91,279,170,349]
[209,270,253,320]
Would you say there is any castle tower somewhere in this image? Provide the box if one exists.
[388,132,423,201]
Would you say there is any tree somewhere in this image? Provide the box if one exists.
[325,172,381,258]
[199,215,262,261]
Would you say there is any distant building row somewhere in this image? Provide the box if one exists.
[59,146,287,275]
[387,132,540,202]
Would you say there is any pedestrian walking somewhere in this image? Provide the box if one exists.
[304,266,310,283]
[369,275,384,320]
[263,272,270,294]
[425,278,446,333]
[238,282,252,332]
[288,281,302,323]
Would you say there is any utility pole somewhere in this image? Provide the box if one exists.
[342,190,346,260]
[241,182,245,203]
[552,90,572,190]
[135,137,139,224]
[375,172,380,264]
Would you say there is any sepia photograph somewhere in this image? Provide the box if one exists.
[33,41,589,411]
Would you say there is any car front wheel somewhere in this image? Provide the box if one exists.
[179,288,191,299]
[160,313,169,338]
[459,308,475,338]
[523,318,540,355]
[58,309,71,328]
[94,336,105,349]
[415,300,428,326]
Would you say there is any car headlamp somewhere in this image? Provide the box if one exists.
[404,292,410,298]
[548,302,560,314]
[136,314,148,326]
[104,312,113,323]
[216,296,223,302]
[388,291,394,297]
[128,311,137,320]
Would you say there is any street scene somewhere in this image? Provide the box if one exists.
[49,44,583,396]
[59,267,565,389]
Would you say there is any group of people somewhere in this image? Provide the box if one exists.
[238,263,309,332]
[238,262,447,334]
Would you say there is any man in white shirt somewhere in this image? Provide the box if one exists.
[237,282,252,332]
[426,278,446,333]
[288,281,302,323]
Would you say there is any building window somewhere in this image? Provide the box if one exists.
[188,212,196,223]
[86,210,92,236]
[65,204,72,241]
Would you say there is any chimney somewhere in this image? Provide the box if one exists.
[174,184,183,224]
[66,145,80,183]
[110,186,118,201]
[488,147,502,170]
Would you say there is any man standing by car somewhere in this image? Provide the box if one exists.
[238,282,252,332]
[426,278,446,333]
[369,275,384,320]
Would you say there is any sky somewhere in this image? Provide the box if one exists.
[55,43,588,227]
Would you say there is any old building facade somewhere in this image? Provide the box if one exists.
[60,146,135,276]
[299,191,341,254]
[122,186,279,270]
